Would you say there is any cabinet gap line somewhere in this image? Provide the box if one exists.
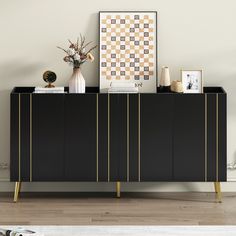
[96,94,99,182]
[127,94,129,182]
[205,94,207,182]
[138,94,141,182]
[108,94,110,182]
[18,94,21,182]
[216,94,219,182]
[30,94,33,182]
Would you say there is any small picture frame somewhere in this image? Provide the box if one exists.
[181,70,203,93]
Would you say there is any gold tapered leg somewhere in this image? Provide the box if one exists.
[13,182,21,203]
[214,182,218,193]
[116,181,121,198]
[214,182,222,203]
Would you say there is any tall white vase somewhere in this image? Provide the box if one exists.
[69,68,85,93]
[160,66,171,92]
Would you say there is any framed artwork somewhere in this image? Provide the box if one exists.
[181,70,203,93]
[99,11,157,93]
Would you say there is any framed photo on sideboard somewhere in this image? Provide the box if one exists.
[181,70,203,93]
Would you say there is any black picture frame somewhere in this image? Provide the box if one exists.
[99,11,158,93]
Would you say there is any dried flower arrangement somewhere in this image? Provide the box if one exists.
[57,35,97,68]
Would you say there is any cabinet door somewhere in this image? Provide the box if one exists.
[32,95,65,181]
[129,94,139,181]
[109,94,127,181]
[207,93,227,182]
[11,93,31,182]
[10,94,21,181]
[98,94,109,181]
[140,94,174,181]
[64,94,96,181]
[173,95,205,181]
[217,94,227,181]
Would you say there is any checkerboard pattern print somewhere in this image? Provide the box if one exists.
[99,12,157,93]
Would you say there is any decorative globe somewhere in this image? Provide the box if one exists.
[43,71,57,88]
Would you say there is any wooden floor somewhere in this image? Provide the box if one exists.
[0,192,236,225]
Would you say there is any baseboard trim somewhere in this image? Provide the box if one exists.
[0,178,10,182]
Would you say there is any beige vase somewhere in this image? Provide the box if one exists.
[160,66,171,92]
[69,67,85,93]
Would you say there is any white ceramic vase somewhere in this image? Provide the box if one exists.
[160,66,171,86]
[69,67,85,93]
[160,66,171,92]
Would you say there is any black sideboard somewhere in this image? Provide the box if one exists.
[10,87,227,202]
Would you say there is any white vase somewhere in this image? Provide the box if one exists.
[160,66,171,92]
[69,67,85,93]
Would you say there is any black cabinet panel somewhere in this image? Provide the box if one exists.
[218,94,227,181]
[10,94,30,181]
[141,94,174,181]
[64,94,96,181]
[129,94,139,181]
[110,94,127,181]
[98,94,108,181]
[173,95,205,181]
[207,94,217,181]
[20,94,30,181]
[32,95,64,181]
[10,94,19,181]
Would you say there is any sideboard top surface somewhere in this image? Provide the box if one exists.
[11,86,226,95]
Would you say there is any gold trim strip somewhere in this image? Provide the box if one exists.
[96,94,99,182]
[18,94,21,182]
[127,94,129,182]
[108,94,110,182]
[138,94,141,182]
[30,94,32,182]
[216,94,219,182]
[205,94,207,182]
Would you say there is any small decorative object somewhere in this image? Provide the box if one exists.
[181,70,203,93]
[99,11,157,93]
[43,71,57,88]
[58,36,97,93]
[108,82,138,93]
[160,66,171,92]
[34,87,65,94]
[171,80,183,93]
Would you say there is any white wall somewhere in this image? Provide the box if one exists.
[0,0,236,191]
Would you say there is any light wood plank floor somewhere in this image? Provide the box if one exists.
[0,192,236,225]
